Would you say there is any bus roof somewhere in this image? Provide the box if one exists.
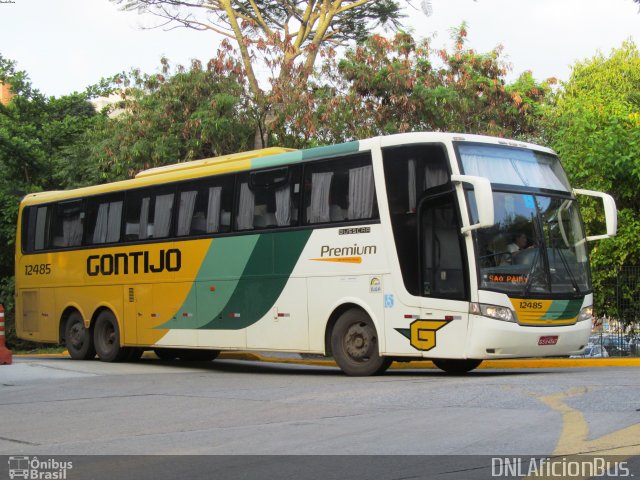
[19,132,555,206]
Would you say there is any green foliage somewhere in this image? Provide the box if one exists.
[271,27,553,146]
[545,40,640,317]
[80,58,255,180]
[0,54,99,348]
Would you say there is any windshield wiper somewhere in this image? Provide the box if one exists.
[523,210,551,296]
[549,240,581,295]
[522,248,541,296]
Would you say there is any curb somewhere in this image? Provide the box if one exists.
[13,351,640,369]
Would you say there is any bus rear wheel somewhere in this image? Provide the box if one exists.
[65,311,95,360]
[94,310,129,362]
[331,309,392,376]
[433,359,482,374]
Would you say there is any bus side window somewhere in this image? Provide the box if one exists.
[124,188,175,241]
[304,153,377,225]
[176,175,234,237]
[50,200,85,248]
[235,167,301,231]
[23,205,51,253]
[85,195,124,245]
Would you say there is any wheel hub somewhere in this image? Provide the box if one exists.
[69,324,83,349]
[345,323,374,360]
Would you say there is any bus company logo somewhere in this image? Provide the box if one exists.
[369,277,382,293]
[8,456,73,479]
[395,319,451,351]
[310,244,377,264]
[86,248,181,276]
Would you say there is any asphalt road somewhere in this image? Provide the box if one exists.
[0,356,639,479]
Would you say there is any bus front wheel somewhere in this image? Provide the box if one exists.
[65,311,95,360]
[94,310,129,362]
[331,309,392,376]
[433,359,482,374]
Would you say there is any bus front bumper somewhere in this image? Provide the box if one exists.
[466,315,592,359]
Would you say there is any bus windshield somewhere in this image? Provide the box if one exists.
[458,144,590,296]
[457,143,570,191]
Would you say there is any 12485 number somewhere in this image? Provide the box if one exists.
[25,264,52,275]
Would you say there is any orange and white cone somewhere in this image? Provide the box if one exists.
[0,304,13,365]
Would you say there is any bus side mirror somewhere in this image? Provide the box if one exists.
[573,189,618,241]
[451,174,494,234]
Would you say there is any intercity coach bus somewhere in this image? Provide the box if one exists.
[15,133,617,375]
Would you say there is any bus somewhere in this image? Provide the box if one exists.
[15,132,617,376]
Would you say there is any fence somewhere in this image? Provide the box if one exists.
[593,266,640,357]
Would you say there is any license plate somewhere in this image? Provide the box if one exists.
[538,335,558,346]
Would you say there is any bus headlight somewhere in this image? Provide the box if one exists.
[470,303,516,323]
[577,306,593,322]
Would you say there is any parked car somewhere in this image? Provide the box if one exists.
[601,336,631,356]
[570,344,609,358]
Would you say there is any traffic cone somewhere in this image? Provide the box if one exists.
[0,304,13,365]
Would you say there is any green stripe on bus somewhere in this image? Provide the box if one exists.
[249,141,360,169]
[159,236,259,329]
[200,229,312,330]
[251,151,303,169]
[301,142,360,161]
[541,299,583,320]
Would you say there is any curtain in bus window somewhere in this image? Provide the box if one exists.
[106,201,122,242]
[408,159,417,212]
[177,191,197,236]
[275,185,291,226]
[348,165,374,220]
[308,172,333,223]
[93,204,109,243]
[62,215,83,246]
[462,154,518,184]
[154,194,174,238]
[35,207,48,250]
[237,183,254,230]
[206,186,222,233]
[425,162,448,189]
[514,161,567,191]
[139,197,150,239]
[93,201,122,243]
[460,147,569,191]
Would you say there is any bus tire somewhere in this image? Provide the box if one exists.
[65,311,96,360]
[93,310,129,362]
[433,359,482,374]
[177,349,220,362]
[331,309,392,376]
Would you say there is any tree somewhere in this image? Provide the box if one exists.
[269,27,552,146]
[111,0,406,146]
[545,40,640,318]
[0,55,98,348]
[76,56,255,181]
